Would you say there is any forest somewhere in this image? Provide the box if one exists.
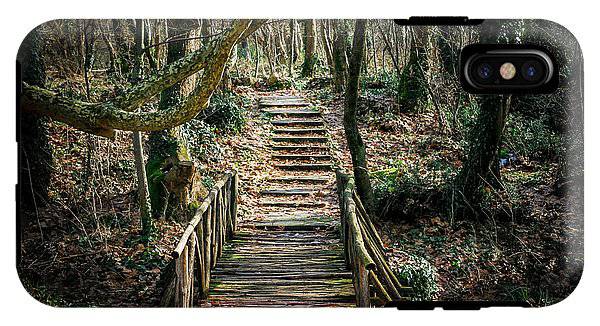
[17,19,583,307]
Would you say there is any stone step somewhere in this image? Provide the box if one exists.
[259,201,327,208]
[269,176,330,184]
[275,163,332,171]
[272,136,328,143]
[252,217,336,231]
[273,128,327,135]
[259,99,311,107]
[272,154,332,161]
[272,145,328,151]
[262,109,320,117]
[271,119,324,127]
[259,188,314,196]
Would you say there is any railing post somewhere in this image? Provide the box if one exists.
[231,172,238,235]
[356,261,371,307]
[203,202,213,296]
[210,190,218,268]
[163,171,239,306]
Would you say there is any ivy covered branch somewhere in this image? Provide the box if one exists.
[20,19,265,138]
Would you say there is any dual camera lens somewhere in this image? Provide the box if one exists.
[462,47,555,93]
[476,61,542,82]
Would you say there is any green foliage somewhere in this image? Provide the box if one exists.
[122,244,166,271]
[360,72,401,98]
[371,156,455,219]
[180,120,220,162]
[389,252,439,301]
[202,90,248,132]
[201,175,215,190]
[456,100,480,137]
[145,156,166,219]
[397,59,427,111]
[503,113,562,160]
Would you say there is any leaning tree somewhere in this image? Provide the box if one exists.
[20,20,264,138]
[344,19,375,215]
[19,19,265,225]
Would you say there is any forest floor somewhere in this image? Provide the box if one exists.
[19,83,583,307]
[308,87,583,306]
[19,86,270,306]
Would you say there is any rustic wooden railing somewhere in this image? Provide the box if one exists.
[336,169,409,307]
[161,170,238,307]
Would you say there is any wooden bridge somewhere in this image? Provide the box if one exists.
[161,95,409,307]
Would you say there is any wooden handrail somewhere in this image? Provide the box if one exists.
[336,169,409,307]
[161,170,239,307]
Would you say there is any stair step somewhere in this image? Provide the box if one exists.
[272,136,328,143]
[272,145,328,151]
[273,128,327,135]
[253,217,336,231]
[259,100,311,107]
[260,188,314,196]
[262,109,320,117]
[272,119,324,127]
[269,176,330,183]
[275,164,332,171]
[210,271,352,279]
[272,154,332,160]
[260,201,327,208]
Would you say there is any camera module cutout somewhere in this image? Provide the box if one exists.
[460,45,558,94]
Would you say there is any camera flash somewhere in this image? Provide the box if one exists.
[500,62,516,80]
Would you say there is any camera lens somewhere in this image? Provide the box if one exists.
[477,63,493,80]
[521,61,543,82]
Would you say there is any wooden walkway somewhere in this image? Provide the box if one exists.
[205,95,355,307]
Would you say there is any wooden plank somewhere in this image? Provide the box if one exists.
[262,109,320,117]
[272,154,332,160]
[274,163,332,171]
[272,136,328,143]
[259,188,314,196]
[271,119,324,126]
[253,221,336,231]
[271,145,328,151]
[259,201,327,208]
[273,128,327,135]
[269,175,330,183]
[259,100,310,107]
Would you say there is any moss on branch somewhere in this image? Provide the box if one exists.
[19,20,265,138]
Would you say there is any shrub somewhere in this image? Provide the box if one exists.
[372,157,455,219]
[201,90,247,132]
[503,113,562,160]
[180,120,221,162]
[388,251,439,301]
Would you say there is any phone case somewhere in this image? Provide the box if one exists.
[17,18,583,308]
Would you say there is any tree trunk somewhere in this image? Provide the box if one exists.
[437,25,457,75]
[131,19,153,237]
[254,32,261,78]
[147,20,197,222]
[332,20,349,93]
[18,27,53,211]
[456,96,510,209]
[455,20,511,213]
[288,19,296,76]
[397,26,428,111]
[344,20,375,215]
[301,19,317,77]
[370,23,378,75]
[319,20,334,75]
